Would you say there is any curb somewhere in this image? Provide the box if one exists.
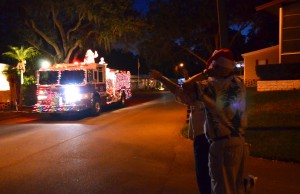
[0,110,32,121]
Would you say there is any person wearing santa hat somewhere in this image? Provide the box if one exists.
[183,48,249,194]
[150,48,248,194]
[149,69,211,194]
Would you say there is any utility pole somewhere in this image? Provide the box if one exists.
[137,58,140,89]
[216,0,229,48]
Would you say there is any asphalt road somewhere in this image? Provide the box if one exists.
[0,92,300,194]
[0,92,198,193]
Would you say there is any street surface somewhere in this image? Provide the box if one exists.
[0,92,198,194]
[0,92,300,194]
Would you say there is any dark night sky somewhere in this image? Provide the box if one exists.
[133,0,152,15]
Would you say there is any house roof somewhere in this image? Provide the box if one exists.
[241,45,279,57]
[256,0,298,15]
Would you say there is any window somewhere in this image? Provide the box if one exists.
[96,66,104,83]
[87,70,93,82]
[98,70,103,83]
[39,71,59,85]
[93,71,98,82]
[60,70,85,85]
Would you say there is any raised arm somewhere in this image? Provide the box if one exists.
[149,69,179,94]
[182,69,210,94]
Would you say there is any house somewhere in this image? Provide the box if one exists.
[130,74,160,91]
[0,63,11,110]
[242,0,300,87]
[242,46,279,87]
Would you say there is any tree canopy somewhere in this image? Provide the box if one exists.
[0,0,278,77]
[10,0,144,63]
[2,46,39,65]
[137,0,275,76]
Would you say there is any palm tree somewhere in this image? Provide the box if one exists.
[2,46,39,109]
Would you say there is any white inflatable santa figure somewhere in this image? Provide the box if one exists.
[84,49,98,64]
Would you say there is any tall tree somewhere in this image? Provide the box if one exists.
[13,0,143,63]
[138,0,272,75]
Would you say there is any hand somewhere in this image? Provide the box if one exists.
[149,69,163,80]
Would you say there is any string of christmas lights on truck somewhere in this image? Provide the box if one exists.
[33,51,131,115]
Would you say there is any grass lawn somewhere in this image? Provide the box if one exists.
[245,129,300,163]
[182,88,300,163]
[246,88,300,128]
[246,88,300,162]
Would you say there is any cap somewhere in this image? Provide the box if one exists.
[206,48,235,70]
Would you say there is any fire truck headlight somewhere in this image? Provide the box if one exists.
[64,86,81,103]
[37,95,47,100]
[37,90,47,100]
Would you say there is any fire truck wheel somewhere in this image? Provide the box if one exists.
[120,94,126,107]
[91,97,101,116]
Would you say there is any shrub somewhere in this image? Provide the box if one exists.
[23,84,37,106]
[256,63,300,80]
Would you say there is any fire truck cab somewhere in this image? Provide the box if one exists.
[34,57,131,115]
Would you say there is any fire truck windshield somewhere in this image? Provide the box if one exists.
[39,71,59,85]
[60,70,85,85]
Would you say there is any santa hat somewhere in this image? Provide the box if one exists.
[206,48,235,70]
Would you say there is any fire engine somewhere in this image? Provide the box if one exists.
[33,56,131,115]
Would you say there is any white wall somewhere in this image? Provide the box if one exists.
[242,46,279,87]
[257,80,300,91]
[0,63,10,91]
